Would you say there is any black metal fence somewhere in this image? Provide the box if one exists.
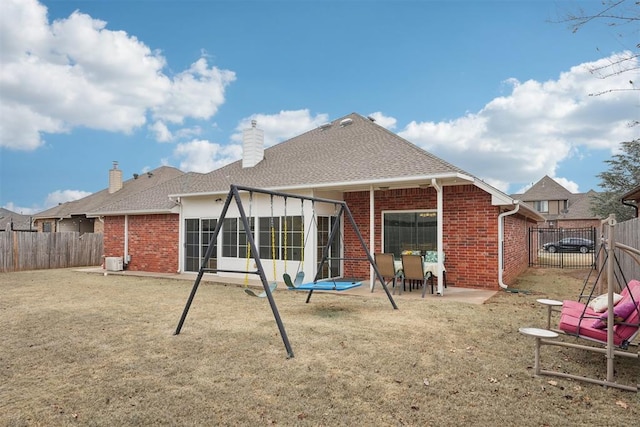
[528,227,597,268]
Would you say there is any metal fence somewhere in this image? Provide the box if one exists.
[0,231,103,272]
[528,226,597,268]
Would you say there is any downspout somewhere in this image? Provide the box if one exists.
[124,214,129,267]
[176,197,183,273]
[431,178,444,295]
[498,202,520,289]
[369,185,375,290]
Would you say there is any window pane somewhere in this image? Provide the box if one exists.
[259,217,280,260]
[282,216,303,261]
[222,218,237,257]
[383,212,436,258]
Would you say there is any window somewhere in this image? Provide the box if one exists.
[256,216,302,261]
[43,222,52,232]
[222,218,238,257]
[533,200,549,213]
[317,216,341,279]
[383,211,437,258]
[184,218,217,272]
[259,216,280,260]
[282,216,303,261]
[222,217,255,258]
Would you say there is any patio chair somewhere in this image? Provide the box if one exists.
[402,254,431,297]
[374,253,403,295]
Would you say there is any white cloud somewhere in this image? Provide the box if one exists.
[45,189,92,207]
[367,112,397,130]
[231,109,329,147]
[2,189,92,215]
[173,139,242,173]
[397,52,639,193]
[0,0,235,150]
[149,121,172,142]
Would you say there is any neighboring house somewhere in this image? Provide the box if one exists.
[32,162,184,235]
[621,184,640,218]
[511,175,602,229]
[0,208,34,232]
[93,113,544,291]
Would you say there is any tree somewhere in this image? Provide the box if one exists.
[591,140,640,221]
[558,0,639,99]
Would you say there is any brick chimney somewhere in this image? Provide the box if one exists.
[242,120,264,168]
[108,161,123,194]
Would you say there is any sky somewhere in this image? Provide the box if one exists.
[1,0,638,214]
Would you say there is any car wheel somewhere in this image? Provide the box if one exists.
[579,246,588,254]
[547,246,557,253]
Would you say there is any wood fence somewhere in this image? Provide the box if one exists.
[614,217,640,282]
[0,231,103,272]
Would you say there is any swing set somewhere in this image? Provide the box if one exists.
[174,184,398,358]
[530,215,640,392]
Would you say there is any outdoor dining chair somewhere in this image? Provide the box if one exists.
[402,254,431,297]
[374,253,403,295]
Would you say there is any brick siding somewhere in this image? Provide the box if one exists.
[345,185,534,290]
[103,214,179,273]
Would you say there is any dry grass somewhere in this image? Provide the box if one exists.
[1,268,638,426]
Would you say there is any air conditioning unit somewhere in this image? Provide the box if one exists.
[105,257,123,271]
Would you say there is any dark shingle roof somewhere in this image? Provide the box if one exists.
[517,175,572,201]
[184,112,469,194]
[33,166,184,218]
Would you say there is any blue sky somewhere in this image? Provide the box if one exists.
[1,0,638,214]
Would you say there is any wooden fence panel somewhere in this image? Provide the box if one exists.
[615,217,639,282]
[0,231,103,272]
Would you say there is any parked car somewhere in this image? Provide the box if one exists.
[543,238,595,254]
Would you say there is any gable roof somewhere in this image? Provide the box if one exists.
[177,113,470,195]
[0,208,33,231]
[33,166,184,219]
[78,113,542,221]
[89,171,204,215]
[511,175,601,221]
[516,175,573,201]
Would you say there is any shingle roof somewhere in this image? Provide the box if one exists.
[0,208,33,231]
[33,166,184,218]
[511,175,600,220]
[184,112,469,194]
[90,172,204,214]
[516,175,573,201]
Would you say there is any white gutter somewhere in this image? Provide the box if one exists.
[167,172,475,199]
[431,178,445,295]
[498,202,520,289]
[176,197,183,273]
[369,185,375,290]
[124,214,129,266]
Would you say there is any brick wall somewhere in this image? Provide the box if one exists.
[344,185,532,290]
[103,214,179,273]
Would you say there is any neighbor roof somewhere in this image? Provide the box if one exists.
[515,175,573,201]
[33,166,184,219]
[0,208,33,231]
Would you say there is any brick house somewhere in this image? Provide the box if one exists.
[32,162,184,235]
[94,113,543,292]
[511,175,602,229]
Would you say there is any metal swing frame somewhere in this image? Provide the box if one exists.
[174,184,398,358]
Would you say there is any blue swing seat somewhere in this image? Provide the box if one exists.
[290,280,362,291]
